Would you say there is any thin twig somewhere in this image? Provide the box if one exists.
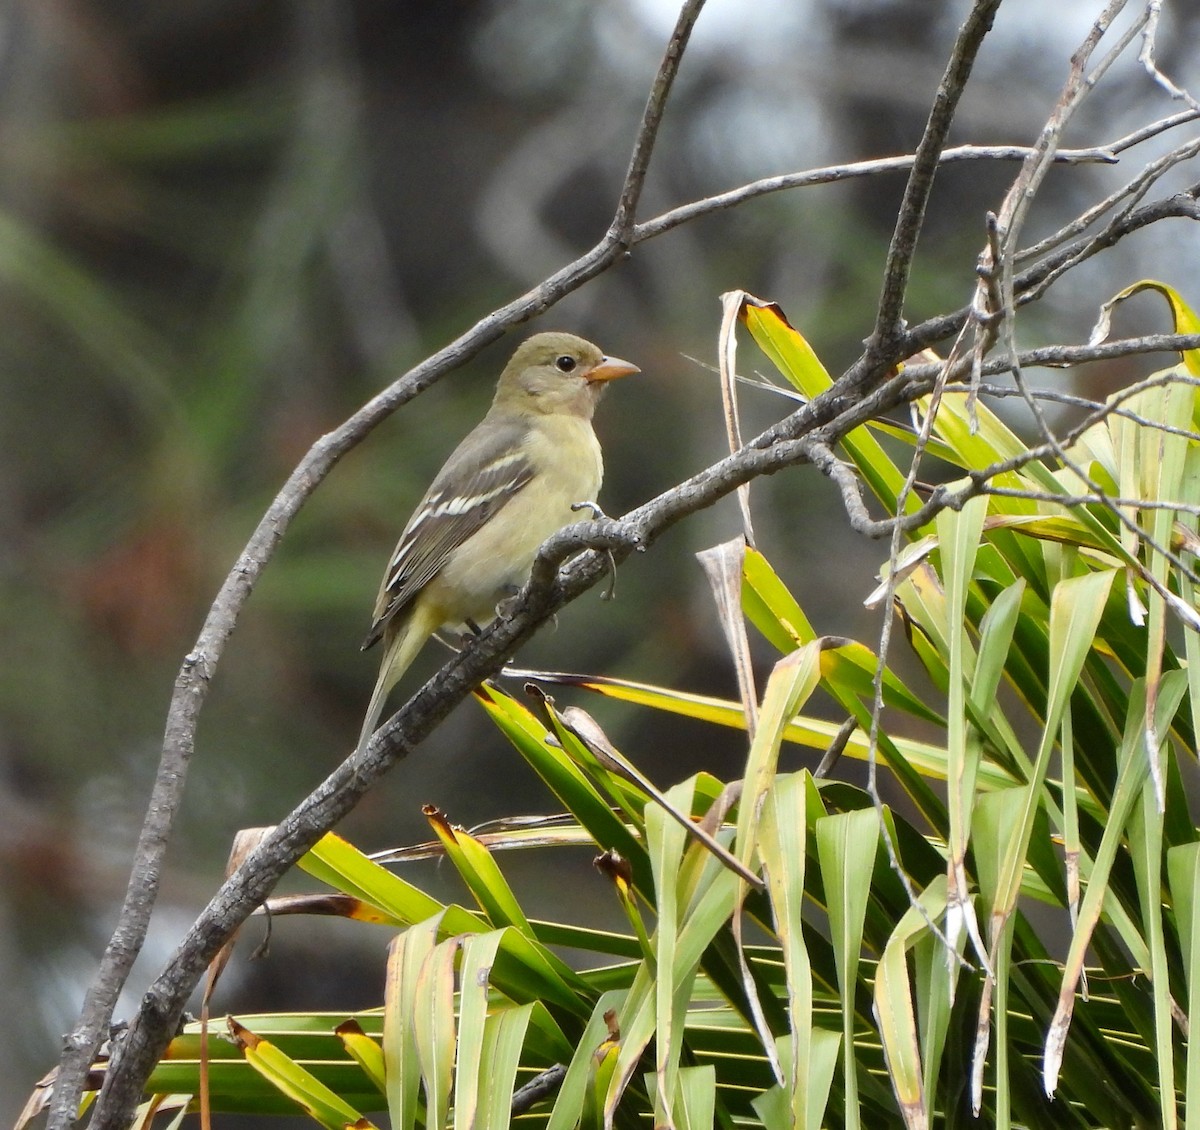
[817,365,1200,544]
[979,484,1200,518]
[1139,0,1200,113]
[610,0,707,241]
[634,143,1117,242]
[900,191,1200,359]
[1016,136,1200,265]
[1105,108,1200,154]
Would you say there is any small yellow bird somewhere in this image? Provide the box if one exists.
[356,331,639,754]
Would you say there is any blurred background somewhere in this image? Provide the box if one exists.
[1,0,1197,1116]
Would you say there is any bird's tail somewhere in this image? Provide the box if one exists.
[354,601,441,758]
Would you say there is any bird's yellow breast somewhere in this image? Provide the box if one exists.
[424,414,603,628]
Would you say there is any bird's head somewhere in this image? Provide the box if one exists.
[493,331,639,419]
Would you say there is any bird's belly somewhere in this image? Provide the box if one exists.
[429,429,601,629]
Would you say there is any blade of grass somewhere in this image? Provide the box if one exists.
[411,935,460,1130]
[873,876,949,1130]
[759,772,817,1126]
[815,807,879,1130]
[939,496,987,977]
[1167,843,1200,1130]
[384,915,444,1130]
[477,1004,534,1130]
[452,930,505,1130]
[546,992,627,1130]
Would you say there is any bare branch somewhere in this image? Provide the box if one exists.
[611,0,707,239]
[919,332,1200,373]
[634,143,1118,243]
[1139,0,1200,113]
[1105,108,1200,154]
[903,191,1200,356]
[974,381,1200,445]
[967,2,1149,476]
[994,0,1142,252]
[980,483,1200,519]
[810,361,1200,614]
[869,0,1003,354]
[742,333,1200,408]
[1016,136,1200,265]
[511,1064,567,1116]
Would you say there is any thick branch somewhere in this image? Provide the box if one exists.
[67,6,707,1128]
[83,329,934,1126]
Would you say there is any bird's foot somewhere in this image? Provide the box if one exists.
[495,585,523,621]
[571,500,606,520]
[495,588,556,629]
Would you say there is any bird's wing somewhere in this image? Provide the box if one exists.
[362,416,534,650]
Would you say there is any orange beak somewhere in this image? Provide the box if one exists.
[585,355,640,383]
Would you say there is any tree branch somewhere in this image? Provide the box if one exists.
[611,0,706,239]
[901,190,1200,357]
[81,309,946,1126]
[634,143,1118,243]
[63,5,709,1128]
[868,0,1003,358]
[1016,135,1200,265]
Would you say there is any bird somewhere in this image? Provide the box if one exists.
[355,331,639,755]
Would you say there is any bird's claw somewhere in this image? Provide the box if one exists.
[495,585,523,621]
[571,500,606,520]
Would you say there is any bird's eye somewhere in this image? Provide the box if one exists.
[555,355,577,373]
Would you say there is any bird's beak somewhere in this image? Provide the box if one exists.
[585,355,640,383]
